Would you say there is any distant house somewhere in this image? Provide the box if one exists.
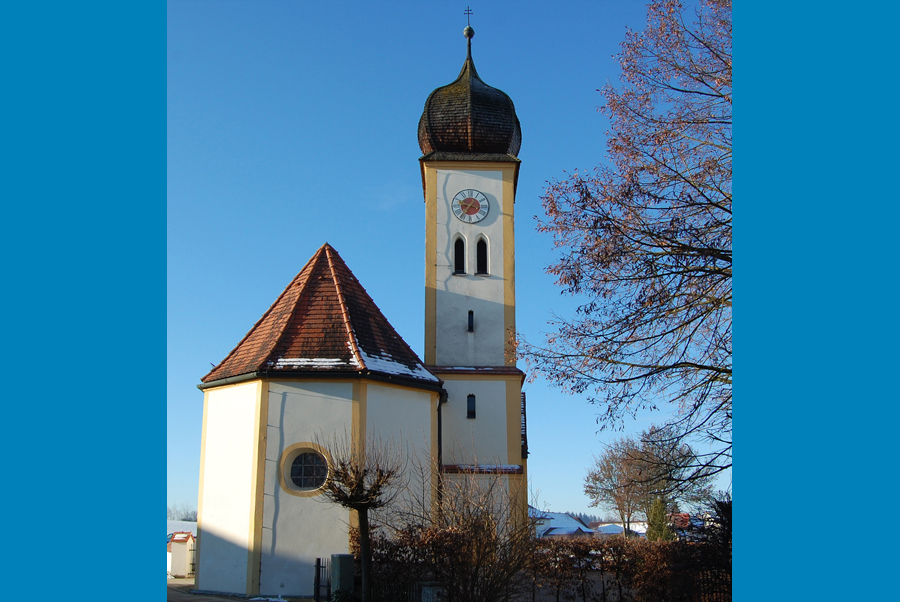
[530,507,596,538]
[167,521,198,577]
[670,513,705,541]
[168,531,195,578]
[588,521,648,539]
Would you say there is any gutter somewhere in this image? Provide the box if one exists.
[197,370,445,393]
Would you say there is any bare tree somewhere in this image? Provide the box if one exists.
[167,503,197,521]
[431,471,535,602]
[315,431,406,602]
[522,0,732,481]
[378,458,537,602]
[632,425,715,514]
[585,437,646,537]
[585,428,714,535]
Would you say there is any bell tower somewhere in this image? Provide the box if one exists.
[418,24,527,510]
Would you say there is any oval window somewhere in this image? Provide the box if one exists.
[290,451,328,489]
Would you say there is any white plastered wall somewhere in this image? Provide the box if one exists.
[440,378,509,465]
[197,381,259,594]
[259,381,354,597]
[366,384,434,513]
[435,169,506,367]
[170,539,193,577]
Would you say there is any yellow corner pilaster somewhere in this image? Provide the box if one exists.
[502,167,517,365]
[246,379,269,596]
[195,389,210,588]
[424,164,438,365]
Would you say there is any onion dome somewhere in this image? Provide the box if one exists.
[418,26,521,158]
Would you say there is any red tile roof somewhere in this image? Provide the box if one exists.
[201,244,438,388]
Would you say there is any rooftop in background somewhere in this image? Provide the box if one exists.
[530,507,596,538]
[167,520,197,537]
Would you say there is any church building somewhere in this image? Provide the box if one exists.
[194,25,528,598]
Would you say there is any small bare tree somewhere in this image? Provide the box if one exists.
[315,431,406,602]
[378,457,537,602]
[585,437,646,537]
[585,427,716,539]
[630,425,715,515]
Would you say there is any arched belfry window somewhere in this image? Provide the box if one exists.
[454,237,466,274]
[476,238,488,275]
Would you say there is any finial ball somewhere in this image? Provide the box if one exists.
[463,25,475,39]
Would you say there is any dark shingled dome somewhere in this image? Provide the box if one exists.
[418,34,521,157]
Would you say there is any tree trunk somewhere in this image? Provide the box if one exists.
[358,507,372,602]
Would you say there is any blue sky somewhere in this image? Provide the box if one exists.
[5,1,897,598]
[166,0,730,516]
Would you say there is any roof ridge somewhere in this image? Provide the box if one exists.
[205,246,323,378]
[324,245,366,371]
[260,246,326,369]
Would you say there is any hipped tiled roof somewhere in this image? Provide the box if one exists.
[201,244,438,388]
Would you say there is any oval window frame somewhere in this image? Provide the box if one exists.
[278,442,331,498]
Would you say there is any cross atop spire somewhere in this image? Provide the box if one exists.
[463,6,475,49]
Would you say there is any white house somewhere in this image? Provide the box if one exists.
[589,522,648,539]
[168,531,195,577]
[531,508,596,538]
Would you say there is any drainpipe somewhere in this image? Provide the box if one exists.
[436,388,448,512]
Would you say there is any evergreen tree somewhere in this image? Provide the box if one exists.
[646,497,675,542]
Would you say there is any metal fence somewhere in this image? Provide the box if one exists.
[314,557,332,602]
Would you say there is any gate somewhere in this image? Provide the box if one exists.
[188,540,196,576]
[313,557,331,602]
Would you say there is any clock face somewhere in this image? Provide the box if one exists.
[451,189,490,223]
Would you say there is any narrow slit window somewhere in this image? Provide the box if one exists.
[468,310,474,332]
[476,239,488,274]
[467,394,476,419]
[454,238,466,274]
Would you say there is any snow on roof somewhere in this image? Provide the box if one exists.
[533,511,596,538]
[592,521,648,535]
[170,532,194,543]
[359,350,438,382]
[272,357,361,368]
[444,464,524,474]
[630,522,647,534]
[167,520,197,536]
